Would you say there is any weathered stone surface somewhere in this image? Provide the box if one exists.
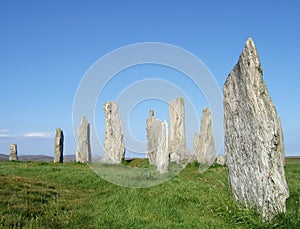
[76,116,91,163]
[168,97,190,163]
[216,155,226,166]
[146,110,161,165]
[102,101,125,164]
[193,108,216,164]
[54,128,64,163]
[156,120,169,174]
[9,144,18,161]
[224,37,289,220]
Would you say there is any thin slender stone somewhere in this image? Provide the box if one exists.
[9,144,18,161]
[76,116,91,163]
[168,97,190,163]
[146,110,161,165]
[156,120,169,174]
[54,128,64,163]
[193,108,216,164]
[102,101,125,164]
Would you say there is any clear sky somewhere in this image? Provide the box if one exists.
[0,0,299,157]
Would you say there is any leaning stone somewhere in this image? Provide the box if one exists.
[102,101,125,164]
[215,155,226,166]
[156,120,169,174]
[76,116,92,163]
[54,128,64,163]
[146,110,161,165]
[224,37,289,220]
[9,144,18,161]
[168,97,190,163]
[193,108,216,164]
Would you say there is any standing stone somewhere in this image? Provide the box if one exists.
[216,155,226,166]
[224,37,289,220]
[193,108,216,164]
[9,144,18,161]
[76,116,91,163]
[54,128,64,163]
[102,101,125,164]
[146,110,161,165]
[156,120,169,174]
[168,97,190,163]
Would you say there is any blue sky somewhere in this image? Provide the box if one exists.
[0,0,299,157]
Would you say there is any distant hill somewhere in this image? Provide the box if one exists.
[64,154,76,162]
[0,154,76,162]
[19,155,53,162]
[0,154,8,161]
[0,153,298,162]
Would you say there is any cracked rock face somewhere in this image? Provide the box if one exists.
[156,120,169,174]
[146,110,161,165]
[224,37,289,220]
[168,97,190,163]
[9,144,18,161]
[76,116,91,163]
[54,128,64,163]
[193,108,216,164]
[102,101,125,164]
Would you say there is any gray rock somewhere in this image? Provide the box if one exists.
[9,144,18,161]
[224,37,289,220]
[156,120,169,174]
[102,101,125,164]
[168,97,190,163]
[193,108,216,164]
[146,110,161,165]
[54,128,64,163]
[76,116,92,163]
[216,155,226,166]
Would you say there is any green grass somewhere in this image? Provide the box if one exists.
[0,159,299,228]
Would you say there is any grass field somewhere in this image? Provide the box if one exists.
[0,158,299,228]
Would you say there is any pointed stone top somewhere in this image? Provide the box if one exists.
[240,37,261,70]
[202,107,210,114]
[103,101,118,109]
[81,116,88,124]
[149,110,154,117]
[244,37,257,54]
[245,37,254,47]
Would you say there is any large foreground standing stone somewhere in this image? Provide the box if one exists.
[156,120,169,174]
[224,37,289,220]
[102,101,125,164]
[168,97,190,163]
[76,116,92,163]
[54,128,64,163]
[146,110,161,165]
[9,144,18,161]
[193,108,216,164]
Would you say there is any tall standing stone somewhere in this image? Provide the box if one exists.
[224,37,289,220]
[76,116,91,163]
[193,108,216,164]
[168,97,190,163]
[54,128,64,163]
[156,120,169,174]
[146,110,161,165]
[9,144,18,161]
[102,101,125,164]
